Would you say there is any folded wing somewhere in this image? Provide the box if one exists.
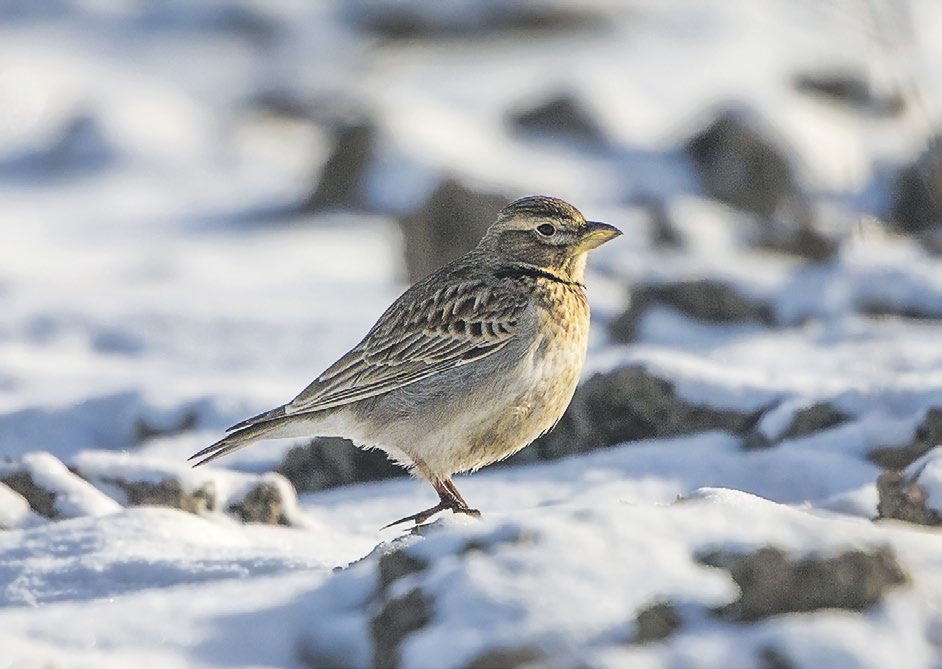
[283,278,528,417]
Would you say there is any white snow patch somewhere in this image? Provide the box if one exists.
[0,483,38,530]
[0,452,122,520]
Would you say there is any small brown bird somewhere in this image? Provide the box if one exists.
[190,196,621,526]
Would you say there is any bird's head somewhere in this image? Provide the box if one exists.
[480,195,622,282]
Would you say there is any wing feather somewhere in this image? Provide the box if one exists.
[283,277,527,416]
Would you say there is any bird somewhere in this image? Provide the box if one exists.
[190,195,621,527]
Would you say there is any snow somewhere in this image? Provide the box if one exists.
[2,1,942,667]
[0,451,123,520]
[0,481,36,531]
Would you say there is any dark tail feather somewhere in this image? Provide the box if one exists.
[226,404,287,432]
[189,418,288,467]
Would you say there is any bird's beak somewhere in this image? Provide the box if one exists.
[578,220,622,250]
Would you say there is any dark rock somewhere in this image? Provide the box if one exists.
[685,112,798,219]
[302,119,376,212]
[370,588,432,669]
[744,401,851,450]
[870,407,942,470]
[857,298,942,321]
[639,196,683,248]
[458,526,535,556]
[506,365,757,465]
[133,408,199,443]
[794,72,870,105]
[793,71,905,117]
[349,3,604,41]
[889,135,942,234]
[610,279,775,342]
[684,111,835,261]
[297,642,361,669]
[378,550,428,590]
[1,471,56,518]
[277,437,405,493]
[758,647,797,669]
[919,227,942,255]
[460,647,547,669]
[227,481,289,525]
[114,477,216,515]
[876,469,942,527]
[779,403,850,440]
[510,93,606,145]
[633,602,683,643]
[698,546,908,622]
[247,91,314,122]
[400,179,509,282]
[764,224,837,262]
[340,531,432,573]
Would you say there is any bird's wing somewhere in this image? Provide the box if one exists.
[284,277,529,416]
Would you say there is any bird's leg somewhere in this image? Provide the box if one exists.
[441,478,480,518]
[381,478,479,529]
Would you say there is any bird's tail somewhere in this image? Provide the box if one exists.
[189,415,299,467]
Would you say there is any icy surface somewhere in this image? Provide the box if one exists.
[2,1,942,668]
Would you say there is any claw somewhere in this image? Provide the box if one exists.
[380,502,481,530]
[381,502,451,529]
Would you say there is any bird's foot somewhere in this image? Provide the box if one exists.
[381,502,450,529]
[457,506,481,518]
[381,502,481,529]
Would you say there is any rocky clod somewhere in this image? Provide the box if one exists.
[278,437,404,492]
[793,71,904,117]
[302,119,376,212]
[227,481,290,525]
[0,471,57,518]
[370,588,433,669]
[116,477,216,515]
[610,279,775,342]
[684,111,835,260]
[744,401,851,450]
[510,93,606,145]
[889,136,942,236]
[876,469,942,527]
[459,647,547,669]
[400,179,509,282]
[869,407,942,470]
[349,3,604,40]
[699,546,908,622]
[511,365,756,464]
[632,602,684,643]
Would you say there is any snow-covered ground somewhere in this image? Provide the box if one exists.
[2,1,942,668]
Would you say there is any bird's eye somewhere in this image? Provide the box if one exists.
[536,223,556,237]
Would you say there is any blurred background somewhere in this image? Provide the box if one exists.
[3,2,942,666]
[1,0,942,485]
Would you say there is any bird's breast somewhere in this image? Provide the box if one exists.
[524,284,590,422]
[455,283,590,471]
